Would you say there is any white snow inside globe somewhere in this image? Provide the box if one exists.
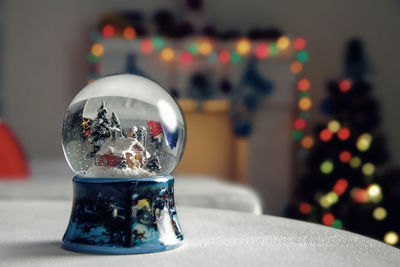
[62,74,186,178]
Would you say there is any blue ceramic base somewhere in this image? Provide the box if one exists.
[62,176,184,254]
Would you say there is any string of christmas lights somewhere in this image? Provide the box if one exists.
[87,24,312,148]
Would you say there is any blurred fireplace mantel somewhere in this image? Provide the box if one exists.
[174,99,248,184]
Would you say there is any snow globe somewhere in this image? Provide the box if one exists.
[61,74,185,254]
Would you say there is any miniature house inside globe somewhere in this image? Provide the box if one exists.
[62,74,186,178]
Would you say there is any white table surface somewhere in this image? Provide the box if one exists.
[0,159,262,214]
[0,200,399,267]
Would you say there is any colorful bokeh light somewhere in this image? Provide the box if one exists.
[161,47,175,61]
[294,118,307,130]
[373,207,387,220]
[255,43,269,59]
[101,24,115,38]
[362,163,375,176]
[298,98,312,110]
[320,160,334,174]
[180,51,193,65]
[90,43,104,57]
[219,50,231,63]
[301,136,314,149]
[339,151,352,163]
[297,78,310,91]
[277,36,290,50]
[322,213,335,226]
[333,178,348,195]
[152,36,165,50]
[236,38,251,55]
[327,120,341,133]
[123,27,136,40]
[296,51,309,63]
[290,62,304,73]
[338,128,351,141]
[320,128,333,142]
[198,40,213,55]
[339,79,352,93]
[384,232,399,246]
[140,39,154,54]
[293,37,306,50]
[299,202,312,214]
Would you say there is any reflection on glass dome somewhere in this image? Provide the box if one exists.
[62,74,185,178]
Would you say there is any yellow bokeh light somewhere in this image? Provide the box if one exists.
[319,196,330,208]
[367,184,382,202]
[350,157,362,168]
[161,47,175,61]
[277,36,290,50]
[298,98,312,111]
[373,207,387,220]
[326,191,339,204]
[199,41,213,55]
[290,62,304,73]
[362,163,375,176]
[236,38,251,55]
[328,120,341,133]
[384,231,399,246]
[301,136,314,149]
[357,133,372,152]
[91,43,104,57]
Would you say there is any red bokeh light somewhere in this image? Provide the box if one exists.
[294,118,307,130]
[339,151,352,163]
[339,79,352,93]
[322,213,335,226]
[101,24,115,38]
[333,178,348,195]
[293,37,306,50]
[338,128,351,141]
[319,128,333,142]
[299,202,312,214]
[255,43,269,59]
[180,52,193,65]
[354,189,368,203]
[140,39,154,54]
[219,50,230,63]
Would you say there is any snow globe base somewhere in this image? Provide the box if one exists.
[62,175,184,254]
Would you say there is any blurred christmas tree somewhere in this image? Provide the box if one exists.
[287,38,400,247]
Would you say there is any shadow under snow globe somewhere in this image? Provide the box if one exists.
[61,74,185,254]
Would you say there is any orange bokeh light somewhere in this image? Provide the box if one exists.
[123,27,136,40]
[291,62,304,73]
[297,78,310,91]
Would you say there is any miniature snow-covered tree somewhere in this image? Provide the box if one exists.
[88,101,112,157]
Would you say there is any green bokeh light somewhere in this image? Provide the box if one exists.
[320,160,334,174]
[269,43,278,56]
[331,219,343,228]
[189,43,199,55]
[292,130,304,140]
[152,36,165,50]
[296,51,309,63]
[231,52,241,63]
[88,53,100,63]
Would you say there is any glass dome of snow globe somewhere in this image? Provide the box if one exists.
[62,74,186,178]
